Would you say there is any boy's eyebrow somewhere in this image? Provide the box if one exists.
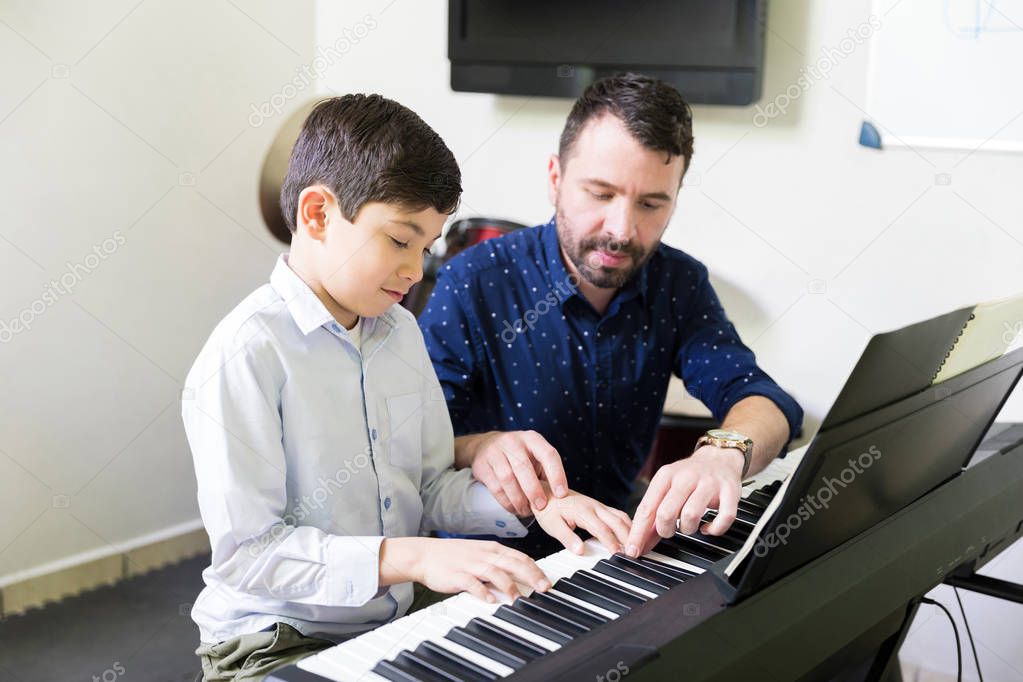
[389,219,442,242]
[389,219,424,235]
[582,178,672,202]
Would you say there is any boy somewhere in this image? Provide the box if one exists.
[182,95,632,681]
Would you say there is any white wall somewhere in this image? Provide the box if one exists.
[1,0,1021,678]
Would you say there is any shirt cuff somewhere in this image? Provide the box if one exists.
[325,535,385,607]
[467,481,531,538]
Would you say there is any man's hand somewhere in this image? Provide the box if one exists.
[625,445,743,557]
[379,537,551,603]
[467,430,570,516]
[533,483,632,555]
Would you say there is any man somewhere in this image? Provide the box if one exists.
[419,73,803,559]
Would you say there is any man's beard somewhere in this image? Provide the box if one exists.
[555,204,651,289]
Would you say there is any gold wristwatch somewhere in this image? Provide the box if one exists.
[695,429,753,478]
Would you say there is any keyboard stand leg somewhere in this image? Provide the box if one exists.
[944,573,1023,604]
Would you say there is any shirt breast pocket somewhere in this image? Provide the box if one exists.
[386,392,424,473]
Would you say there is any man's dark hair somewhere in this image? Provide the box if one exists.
[558,73,694,182]
[280,94,461,232]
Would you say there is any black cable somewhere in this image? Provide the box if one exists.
[921,597,962,682]
[953,587,984,682]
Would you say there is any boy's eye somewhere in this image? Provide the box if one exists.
[389,236,409,249]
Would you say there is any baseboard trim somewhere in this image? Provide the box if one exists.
[0,521,209,618]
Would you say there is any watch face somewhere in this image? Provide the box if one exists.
[709,429,746,441]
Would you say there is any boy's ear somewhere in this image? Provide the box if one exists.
[296,185,334,242]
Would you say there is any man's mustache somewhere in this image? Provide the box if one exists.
[581,239,644,262]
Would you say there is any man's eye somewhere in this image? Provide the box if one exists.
[641,202,659,210]
[590,191,612,201]
[390,236,409,249]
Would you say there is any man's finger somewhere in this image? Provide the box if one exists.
[489,454,531,516]
[702,481,739,536]
[474,461,517,515]
[676,483,715,536]
[525,433,569,497]
[504,447,549,511]
[655,478,697,539]
[626,472,671,556]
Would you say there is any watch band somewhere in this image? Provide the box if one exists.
[695,432,753,478]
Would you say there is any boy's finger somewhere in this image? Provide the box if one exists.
[481,564,516,600]
[496,552,549,592]
[539,511,584,554]
[464,577,495,604]
[597,506,632,548]
[578,510,621,554]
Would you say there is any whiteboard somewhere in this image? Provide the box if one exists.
[865,0,1023,152]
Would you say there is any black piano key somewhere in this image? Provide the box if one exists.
[374,654,444,682]
[609,554,686,585]
[747,489,776,507]
[637,556,697,581]
[703,509,756,536]
[517,595,593,633]
[495,604,575,645]
[694,530,744,553]
[594,559,670,594]
[530,590,609,626]
[416,640,499,681]
[654,539,716,570]
[553,577,631,616]
[394,650,466,682]
[670,533,731,559]
[738,496,767,512]
[464,618,547,659]
[734,504,763,525]
[573,570,650,604]
[447,623,535,670]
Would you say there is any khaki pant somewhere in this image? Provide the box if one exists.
[196,585,447,681]
[196,623,335,681]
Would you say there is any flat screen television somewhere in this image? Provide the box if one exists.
[448,0,767,105]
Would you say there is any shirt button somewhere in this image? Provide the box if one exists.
[371,428,377,441]
[384,497,391,509]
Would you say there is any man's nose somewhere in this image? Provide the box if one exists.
[603,200,638,243]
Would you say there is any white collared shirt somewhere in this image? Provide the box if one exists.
[183,255,528,644]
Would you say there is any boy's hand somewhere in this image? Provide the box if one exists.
[380,537,550,603]
[532,483,632,555]
[466,430,570,516]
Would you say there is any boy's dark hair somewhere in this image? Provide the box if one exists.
[280,94,461,232]
[558,73,694,182]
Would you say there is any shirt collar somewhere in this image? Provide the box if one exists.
[539,217,650,309]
